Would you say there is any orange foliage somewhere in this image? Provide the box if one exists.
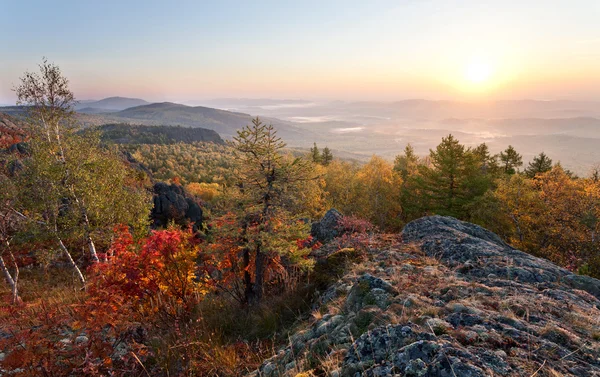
[0,226,216,376]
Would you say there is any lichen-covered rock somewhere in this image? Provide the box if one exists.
[345,273,397,312]
[252,216,600,377]
[402,215,600,299]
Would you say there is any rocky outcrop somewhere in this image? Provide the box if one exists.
[151,182,203,232]
[402,215,600,299]
[254,216,600,377]
[0,112,27,149]
[311,209,343,243]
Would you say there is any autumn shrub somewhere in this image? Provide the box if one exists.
[0,225,218,376]
[329,216,375,253]
[88,225,212,320]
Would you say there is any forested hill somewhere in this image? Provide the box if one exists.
[88,123,225,145]
[113,102,251,136]
[112,102,314,140]
[0,103,316,144]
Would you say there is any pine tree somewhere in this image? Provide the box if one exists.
[321,146,333,166]
[472,143,499,176]
[310,142,321,164]
[525,152,553,178]
[412,135,486,218]
[394,144,419,180]
[499,145,523,175]
[231,117,316,304]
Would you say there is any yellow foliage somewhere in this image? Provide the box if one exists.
[186,182,221,201]
[324,156,402,230]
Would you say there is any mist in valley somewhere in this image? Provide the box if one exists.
[196,98,600,175]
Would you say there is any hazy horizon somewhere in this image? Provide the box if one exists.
[2,1,600,104]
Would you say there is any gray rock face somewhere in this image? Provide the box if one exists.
[151,182,203,232]
[345,273,398,312]
[253,216,600,377]
[311,208,344,243]
[402,215,600,299]
[344,324,488,377]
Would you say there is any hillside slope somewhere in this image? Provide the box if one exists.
[112,102,317,141]
[255,216,600,377]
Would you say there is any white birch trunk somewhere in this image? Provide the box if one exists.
[58,238,86,285]
[0,250,20,304]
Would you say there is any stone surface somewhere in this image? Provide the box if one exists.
[151,182,203,232]
[253,216,600,377]
[311,208,343,243]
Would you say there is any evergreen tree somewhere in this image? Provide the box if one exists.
[472,143,500,176]
[499,145,523,174]
[412,135,487,218]
[310,142,321,164]
[394,143,419,181]
[231,118,316,304]
[321,146,333,166]
[525,152,553,178]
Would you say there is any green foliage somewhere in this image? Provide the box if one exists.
[228,117,321,304]
[11,59,151,268]
[321,146,333,166]
[14,130,151,255]
[309,142,333,166]
[126,142,237,186]
[499,145,523,174]
[525,152,553,178]
[310,142,321,163]
[394,143,419,180]
[406,134,493,219]
[87,123,223,145]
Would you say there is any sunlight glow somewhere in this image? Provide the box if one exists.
[464,58,493,84]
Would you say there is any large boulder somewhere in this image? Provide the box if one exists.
[311,209,343,243]
[151,182,203,232]
[402,215,600,299]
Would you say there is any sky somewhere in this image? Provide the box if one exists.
[1,0,600,104]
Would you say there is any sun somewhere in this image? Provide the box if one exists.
[464,58,493,84]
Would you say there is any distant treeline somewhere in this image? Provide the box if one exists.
[84,123,225,145]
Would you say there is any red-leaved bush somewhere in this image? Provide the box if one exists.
[0,226,215,376]
[88,225,212,312]
[330,216,376,253]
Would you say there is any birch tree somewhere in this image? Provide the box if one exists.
[13,59,151,285]
[0,177,22,304]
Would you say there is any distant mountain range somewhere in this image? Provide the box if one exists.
[75,97,149,113]
[2,97,600,174]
